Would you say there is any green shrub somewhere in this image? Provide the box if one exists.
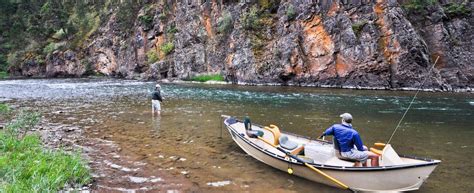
[5,110,40,139]
[250,35,265,56]
[42,42,66,55]
[444,3,470,17]
[258,0,279,10]
[286,4,296,20]
[241,6,261,31]
[189,74,225,82]
[352,21,367,36]
[43,43,56,54]
[166,25,178,34]
[138,14,154,30]
[52,28,66,40]
[0,54,7,72]
[217,11,233,33]
[402,0,436,12]
[158,13,166,20]
[0,71,7,79]
[146,50,159,64]
[161,42,174,56]
[0,103,10,114]
[6,52,18,68]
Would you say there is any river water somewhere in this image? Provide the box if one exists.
[0,78,472,192]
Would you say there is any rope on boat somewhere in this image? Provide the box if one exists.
[387,56,440,145]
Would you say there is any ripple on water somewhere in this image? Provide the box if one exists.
[129,176,148,183]
[207,180,232,187]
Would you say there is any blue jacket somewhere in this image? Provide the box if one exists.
[323,124,364,152]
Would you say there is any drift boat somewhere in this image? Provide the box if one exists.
[222,115,440,192]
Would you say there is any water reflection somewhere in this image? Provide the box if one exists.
[151,115,161,132]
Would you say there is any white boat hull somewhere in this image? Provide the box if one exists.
[224,117,440,192]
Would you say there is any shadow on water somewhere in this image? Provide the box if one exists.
[0,78,472,192]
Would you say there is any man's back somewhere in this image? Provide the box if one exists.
[324,124,364,152]
[152,90,162,102]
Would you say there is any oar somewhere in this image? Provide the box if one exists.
[254,136,350,190]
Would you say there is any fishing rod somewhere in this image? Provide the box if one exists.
[386,56,440,145]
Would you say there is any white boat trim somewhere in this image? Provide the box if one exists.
[223,116,441,191]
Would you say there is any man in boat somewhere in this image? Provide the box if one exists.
[319,113,379,167]
[151,84,163,116]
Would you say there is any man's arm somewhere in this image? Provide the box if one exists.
[353,133,365,151]
[157,91,163,102]
[319,126,334,138]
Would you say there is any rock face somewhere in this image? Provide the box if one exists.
[45,50,85,77]
[11,0,474,91]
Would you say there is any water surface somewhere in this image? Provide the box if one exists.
[0,78,472,192]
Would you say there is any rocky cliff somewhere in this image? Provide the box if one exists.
[1,0,472,91]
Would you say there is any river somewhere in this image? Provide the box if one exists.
[0,78,472,192]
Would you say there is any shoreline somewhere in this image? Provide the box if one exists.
[163,79,474,93]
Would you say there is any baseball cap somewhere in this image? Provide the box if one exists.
[340,113,352,123]
[155,84,161,88]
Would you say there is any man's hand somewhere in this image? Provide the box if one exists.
[318,134,324,139]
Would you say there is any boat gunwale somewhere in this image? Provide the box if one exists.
[225,117,441,172]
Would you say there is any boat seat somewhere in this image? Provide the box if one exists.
[333,138,358,162]
[246,130,264,138]
[263,125,281,145]
[279,135,298,150]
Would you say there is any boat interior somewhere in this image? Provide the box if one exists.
[227,118,433,168]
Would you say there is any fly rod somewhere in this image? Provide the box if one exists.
[386,56,440,145]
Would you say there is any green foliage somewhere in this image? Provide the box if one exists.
[5,110,40,139]
[258,0,279,10]
[0,71,7,79]
[138,15,154,30]
[158,13,167,20]
[241,6,262,31]
[52,28,67,40]
[0,134,91,192]
[139,4,155,31]
[352,21,367,36]
[146,50,159,64]
[444,3,471,17]
[40,1,51,14]
[42,42,66,55]
[7,52,19,68]
[161,42,174,56]
[286,4,296,20]
[250,35,265,56]
[0,71,8,79]
[166,25,178,34]
[0,105,91,192]
[115,2,141,37]
[0,103,10,114]
[82,59,95,75]
[217,11,233,34]
[402,0,436,12]
[189,74,225,82]
[68,9,101,49]
[0,54,7,72]
[43,42,56,54]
